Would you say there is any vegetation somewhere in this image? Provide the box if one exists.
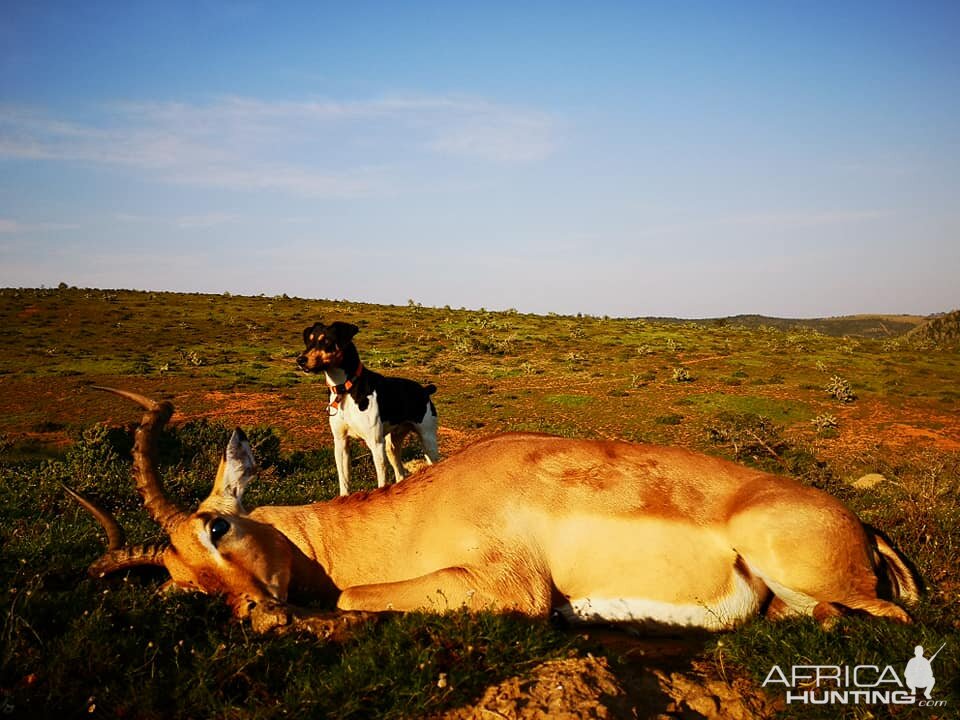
[825,374,857,403]
[1,420,574,719]
[1,287,958,718]
[810,413,839,437]
[906,309,960,349]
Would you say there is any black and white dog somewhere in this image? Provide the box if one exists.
[296,321,440,495]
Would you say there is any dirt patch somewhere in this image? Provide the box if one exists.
[829,400,960,456]
[679,354,733,366]
[886,423,960,450]
[435,655,780,720]
[436,656,628,720]
[438,425,478,454]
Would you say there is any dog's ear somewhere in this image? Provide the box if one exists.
[303,323,324,346]
[329,321,360,343]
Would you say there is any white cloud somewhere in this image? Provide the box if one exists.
[114,211,241,229]
[174,213,240,229]
[0,94,559,198]
[376,95,558,162]
[632,209,892,239]
[0,218,79,233]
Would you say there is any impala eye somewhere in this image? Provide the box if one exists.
[210,518,231,543]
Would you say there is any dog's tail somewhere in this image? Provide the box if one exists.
[423,383,437,396]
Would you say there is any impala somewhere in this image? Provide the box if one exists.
[72,388,919,634]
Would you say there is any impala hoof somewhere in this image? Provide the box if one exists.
[247,599,293,633]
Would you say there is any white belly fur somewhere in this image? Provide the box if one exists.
[557,566,762,630]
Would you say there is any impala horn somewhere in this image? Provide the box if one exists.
[63,484,168,577]
[91,386,188,532]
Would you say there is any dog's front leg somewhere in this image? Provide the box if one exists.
[330,417,351,496]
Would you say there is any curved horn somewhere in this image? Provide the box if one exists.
[64,483,169,577]
[92,386,187,531]
[88,544,168,577]
[63,483,125,550]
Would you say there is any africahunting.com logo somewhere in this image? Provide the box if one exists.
[762,643,948,707]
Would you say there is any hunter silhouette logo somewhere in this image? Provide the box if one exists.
[905,644,944,701]
[762,641,949,707]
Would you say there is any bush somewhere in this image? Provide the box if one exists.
[811,413,839,436]
[158,420,282,473]
[707,412,831,487]
[825,375,857,403]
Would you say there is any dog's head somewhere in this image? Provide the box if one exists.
[296,321,359,373]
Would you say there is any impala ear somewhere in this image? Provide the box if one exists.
[209,428,258,509]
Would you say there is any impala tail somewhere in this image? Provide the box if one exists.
[871,528,922,604]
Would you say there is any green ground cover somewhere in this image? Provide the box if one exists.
[1,287,958,718]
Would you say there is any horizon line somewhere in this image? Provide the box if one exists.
[1,284,949,323]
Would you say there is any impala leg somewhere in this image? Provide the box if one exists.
[810,599,909,629]
[735,501,913,624]
[831,597,911,623]
[763,595,792,621]
[337,566,552,616]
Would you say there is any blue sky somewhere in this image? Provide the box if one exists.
[1,1,958,317]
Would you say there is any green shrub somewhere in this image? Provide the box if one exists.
[811,413,839,436]
[825,375,857,402]
[707,412,832,487]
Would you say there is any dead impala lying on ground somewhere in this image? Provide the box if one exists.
[71,388,919,634]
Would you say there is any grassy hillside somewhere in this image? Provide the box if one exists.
[713,313,926,338]
[1,286,958,718]
[906,309,960,349]
[645,313,927,338]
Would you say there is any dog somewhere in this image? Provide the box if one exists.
[297,321,440,495]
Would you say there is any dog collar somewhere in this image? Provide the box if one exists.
[327,362,364,411]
